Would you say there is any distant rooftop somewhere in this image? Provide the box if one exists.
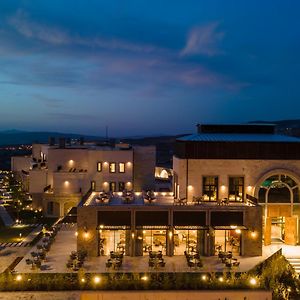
[197,123,276,134]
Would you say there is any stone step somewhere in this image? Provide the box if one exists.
[286,258,300,274]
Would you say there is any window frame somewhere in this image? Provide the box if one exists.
[202,176,219,201]
[97,162,102,172]
[109,182,116,192]
[118,162,125,173]
[228,176,244,202]
[109,162,116,173]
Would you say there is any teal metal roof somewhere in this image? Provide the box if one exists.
[177,133,300,143]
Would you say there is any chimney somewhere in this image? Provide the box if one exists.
[49,137,55,146]
[58,137,66,149]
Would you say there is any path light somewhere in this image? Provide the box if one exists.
[249,278,257,286]
[81,278,86,283]
[218,277,224,282]
[201,274,207,281]
[141,276,148,281]
[93,276,101,284]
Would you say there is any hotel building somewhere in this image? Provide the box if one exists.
[11,139,155,217]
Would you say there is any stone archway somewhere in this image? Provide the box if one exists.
[254,170,299,246]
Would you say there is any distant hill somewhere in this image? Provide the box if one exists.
[0,131,104,146]
[249,119,300,136]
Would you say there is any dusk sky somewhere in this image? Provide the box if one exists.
[0,1,300,137]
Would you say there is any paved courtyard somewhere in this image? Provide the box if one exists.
[13,224,296,274]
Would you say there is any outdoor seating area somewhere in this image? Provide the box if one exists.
[144,190,156,204]
[148,250,166,269]
[217,198,230,205]
[105,251,124,270]
[122,190,134,204]
[174,197,187,205]
[218,251,240,268]
[66,249,87,271]
[95,191,110,204]
[192,196,203,205]
[184,250,203,269]
[25,226,59,270]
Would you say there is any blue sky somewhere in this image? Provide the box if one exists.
[0,0,299,136]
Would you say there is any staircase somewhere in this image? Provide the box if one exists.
[286,257,300,275]
[0,205,14,226]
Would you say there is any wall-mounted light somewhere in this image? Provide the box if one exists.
[187,185,193,191]
[93,276,101,284]
[235,229,241,234]
[247,185,252,192]
[126,162,132,167]
[103,182,108,186]
[131,232,135,239]
[64,181,70,186]
[221,185,226,191]
[250,231,257,238]
[168,231,173,238]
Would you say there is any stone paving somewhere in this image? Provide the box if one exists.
[14,224,293,274]
[15,223,77,273]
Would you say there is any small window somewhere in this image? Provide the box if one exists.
[109,163,116,173]
[91,181,96,191]
[119,162,125,173]
[97,162,102,172]
[109,182,116,192]
[119,182,125,191]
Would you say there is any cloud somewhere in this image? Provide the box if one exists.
[8,10,160,53]
[8,10,71,45]
[181,22,225,56]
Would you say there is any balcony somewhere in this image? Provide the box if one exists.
[84,191,256,208]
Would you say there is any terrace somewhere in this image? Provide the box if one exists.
[14,224,282,274]
[84,191,256,208]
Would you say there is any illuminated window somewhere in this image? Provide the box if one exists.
[109,163,116,173]
[119,163,125,173]
[97,162,102,172]
[203,176,218,201]
[229,177,244,202]
[109,182,116,192]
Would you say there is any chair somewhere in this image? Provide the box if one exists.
[233,261,240,267]
[197,261,203,268]
[105,261,112,269]
[148,261,155,268]
[187,261,195,268]
[159,261,166,267]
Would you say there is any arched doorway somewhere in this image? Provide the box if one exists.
[257,174,299,245]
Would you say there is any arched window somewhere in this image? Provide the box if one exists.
[258,174,299,204]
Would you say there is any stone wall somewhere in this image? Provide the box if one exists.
[243,206,262,256]
[133,146,156,191]
[77,206,98,257]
